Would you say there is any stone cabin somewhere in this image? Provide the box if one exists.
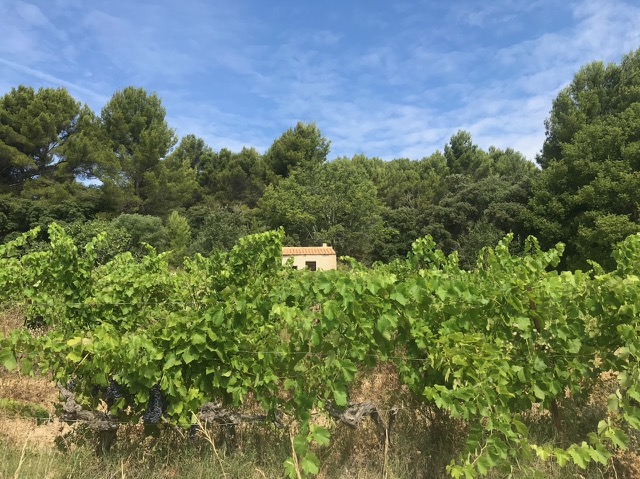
[282,243,337,271]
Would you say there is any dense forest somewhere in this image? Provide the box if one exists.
[1,47,640,270]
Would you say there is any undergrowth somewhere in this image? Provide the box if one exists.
[1,407,633,479]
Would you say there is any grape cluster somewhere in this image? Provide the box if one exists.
[142,384,165,424]
[66,379,77,391]
[105,378,125,407]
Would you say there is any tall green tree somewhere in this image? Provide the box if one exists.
[169,134,215,171]
[530,48,640,269]
[0,86,91,188]
[265,122,330,177]
[370,153,449,261]
[198,147,272,207]
[0,86,108,240]
[100,87,177,199]
[403,135,538,268]
[444,130,491,178]
[140,153,201,216]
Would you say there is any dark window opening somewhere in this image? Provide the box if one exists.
[305,261,317,271]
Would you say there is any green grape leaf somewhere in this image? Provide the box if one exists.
[0,348,17,371]
[333,387,348,407]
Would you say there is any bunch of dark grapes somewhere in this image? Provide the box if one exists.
[105,378,125,408]
[142,384,165,424]
[66,379,77,391]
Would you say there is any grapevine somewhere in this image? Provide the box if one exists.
[1,223,640,477]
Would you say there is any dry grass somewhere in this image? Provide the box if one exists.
[0,395,631,479]
[0,372,74,451]
[0,305,24,336]
[348,362,405,405]
[0,416,73,449]
[0,374,59,414]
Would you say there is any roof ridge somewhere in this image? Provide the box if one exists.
[282,246,336,255]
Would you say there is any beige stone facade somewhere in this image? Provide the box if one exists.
[282,244,337,271]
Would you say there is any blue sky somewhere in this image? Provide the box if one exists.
[1,0,639,162]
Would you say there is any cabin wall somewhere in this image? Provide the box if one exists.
[282,254,337,271]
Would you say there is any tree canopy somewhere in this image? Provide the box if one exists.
[531,48,640,269]
[2,47,640,269]
[0,86,86,188]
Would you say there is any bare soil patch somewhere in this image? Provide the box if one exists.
[0,305,24,336]
[0,373,59,414]
[0,416,72,448]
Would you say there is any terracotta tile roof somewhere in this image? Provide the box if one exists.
[282,246,336,255]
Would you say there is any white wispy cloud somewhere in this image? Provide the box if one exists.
[461,0,640,159]
[282,0,640,161]
[81,9,202,84]
[0,56,109,104]
[15,1,49,27]
[1,0,639,165]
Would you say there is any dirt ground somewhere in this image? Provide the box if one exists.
[0,305,23,336]
[0,416,72,448]
[0,373,59,413]
[0,370,73,448]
